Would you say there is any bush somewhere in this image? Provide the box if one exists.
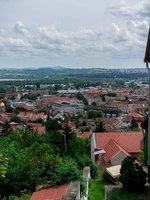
[90,163,99,179]
[120,156,147,191]
[52,158,81,184]
[102,169,110,183]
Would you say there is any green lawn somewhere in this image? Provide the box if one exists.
[9,193,31,200]
[109,188,145,200]
[88,179,105,200]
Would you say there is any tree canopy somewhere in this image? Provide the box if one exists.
[120,156,147,191]
[0,126,95,198]
[88,110,103,119]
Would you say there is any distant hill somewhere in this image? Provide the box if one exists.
[0,67,148,80]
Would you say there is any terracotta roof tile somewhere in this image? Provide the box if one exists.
[28,123,45,134]
[85,88,101,94]
[30,184,68,200]
[40,96,80,104]
[23,105,35,110]
[123,112,144,122]
[77,131,91,139]
[103,139,129,163]
[95,131,143,153]
[18,112,47,121]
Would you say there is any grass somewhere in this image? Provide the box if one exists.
[88,178,105,200]
[109,188,145,200]
[9,193,31,200]
[88,171,146,200]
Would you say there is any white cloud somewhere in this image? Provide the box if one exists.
[110,0,150,22]
[14,21,29,36]
[0,13,148,67]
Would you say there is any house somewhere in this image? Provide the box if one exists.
[77,131,91,139]
[5,86,17,94]
[127,103,147,113]
[39,96,84,115]
[0,112,16,122]
[18,112,47,122]
[100,118,121,131]
[30,184,68,200]
[91,131,143,168]
[122,112,144,128]
[83,88,102,105]
[28,123,45,134]
[23,105,36,111]
[39,96,81,105]
[53,112,65,121]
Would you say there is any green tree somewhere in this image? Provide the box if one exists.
[1,121,12,136]
[0,154,8,178]
[88,110,103,119]
[0,126,92,198]
[9,129,44,149]
[63,124,74,145]
[14,106,26,114]
[45,119,60,132]
[17,143,60,192]
[120,156,147,191]
[131,118,139,131]
[107,92,117,97]
[45,130,64,154]
[52,158,81,184]
[75,92,88,105]
[6,106,14,113]
[10,116,21,123]
[95,121,106,132]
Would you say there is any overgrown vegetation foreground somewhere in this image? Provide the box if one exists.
[0,127,97,199]
[108,188,145,200]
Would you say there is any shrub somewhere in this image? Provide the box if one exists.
[120,156,147,191]
[102,169,110,183]
[90,163,99,179]
[52,158,81,184]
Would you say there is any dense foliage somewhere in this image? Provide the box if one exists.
[95,121,106,132]
[120,156,147,191]
[75,92,88,105]
[0,127,94,199]
[130,118,139,131]
[88,110,103,119]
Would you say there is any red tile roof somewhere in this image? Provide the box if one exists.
[30,184,68,200]
[77,131,91,139]
[28,123,45,134]
[85,88,101,94]
[111,89,130,95]
[0,112,15,119]
[95,131,143,153]
[18,112,47,121]
[23,105,35,111]
[103,139,129,163]
[82,131,91,139]
[40,96,80,104]
[123,112,144,122]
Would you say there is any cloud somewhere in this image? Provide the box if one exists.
[109,0,150,21]
[107,0,149,58]
[14,21,29,36]
[0,18,148,61]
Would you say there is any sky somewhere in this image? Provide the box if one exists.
[0,0,149,68]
